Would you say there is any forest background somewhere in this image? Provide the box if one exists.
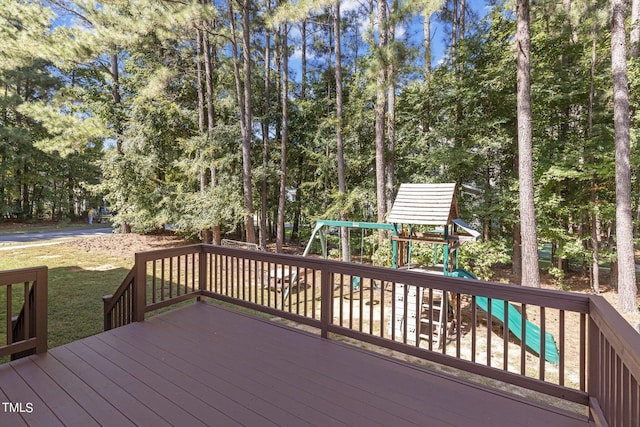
[1,0,639,311]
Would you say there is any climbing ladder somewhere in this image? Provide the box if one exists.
[390,282,454,349]
[419,289,451,349]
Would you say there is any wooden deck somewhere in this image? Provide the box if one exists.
[1,302,591,426]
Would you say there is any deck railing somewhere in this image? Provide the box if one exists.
[0,266,48,360]
[104,244,640,427]
[588,296,640,426]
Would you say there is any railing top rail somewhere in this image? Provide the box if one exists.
[0,266,48,286]
[103,267,135,310]
[203,243,333,269]
[589,295,640,376]
[202,244,591,312]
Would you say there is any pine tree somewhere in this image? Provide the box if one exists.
[611,0,638,312]
[516,0,541,287]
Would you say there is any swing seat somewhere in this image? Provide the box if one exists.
[350,277,381,291]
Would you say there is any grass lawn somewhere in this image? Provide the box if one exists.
[0,243,134,358]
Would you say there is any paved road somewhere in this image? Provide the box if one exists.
[0,226,113,245]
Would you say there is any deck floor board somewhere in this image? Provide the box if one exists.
[92,331,275,427]
[30,353,133,425]
[152,304,449,426]
[48,346,173,426]
[126,318,344,426]
[10,358,99,427]
[0,361,64,426]
[0,302,591,426]
[64,340,208,427]
[0,370,31,427]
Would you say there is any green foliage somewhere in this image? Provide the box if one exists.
[458,240,511,281]
[321,187,376,221]
[0,0,635,296]
[176,183,245,234]
[372,239,393,268]
[548,266,568,290]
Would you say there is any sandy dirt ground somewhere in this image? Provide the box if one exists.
[68,233,188,260]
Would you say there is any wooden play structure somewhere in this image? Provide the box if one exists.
[388,182,480,271]
[297,183,558,361]
[387,183,558,362]
[386,183,480,347]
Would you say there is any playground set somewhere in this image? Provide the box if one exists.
[300,183,560,364]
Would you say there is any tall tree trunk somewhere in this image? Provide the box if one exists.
[196,28,210,244]
[230,0,256,243]
[111,53,123,156]
[276,22,288,253]
[301,19,307,99]
[588,19,600,293]
[260,0,272,251]
[110,52,130,234]
[631,0,640,57]
[196,29,206,134]
[559,0,571,141]
[375,0,387,242]
[334,1,349,262]
[423,5,436,134]
[452,0,458,65]
[241,0,256,243]
[611,0,638,312]
[591,191,601,292]
[291,154,302,242]
[204,24,221,245]
[452,0,463,134]
[290,19,307,243]
[516,0,540,287]
[386,0,397,213]
[459,0,465,40]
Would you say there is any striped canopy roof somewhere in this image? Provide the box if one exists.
[387,183,459,226]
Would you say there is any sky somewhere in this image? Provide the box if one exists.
[287,0,490,85]
[49,0,491,90]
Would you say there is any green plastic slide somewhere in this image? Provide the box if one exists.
[450,268,560,365]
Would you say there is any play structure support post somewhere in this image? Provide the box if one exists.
[392,237,398,268]
[408,225,413,267]
[453,223,459,270]
[443,224,449,275]
[320,229,327,258]
[301,222,328,259]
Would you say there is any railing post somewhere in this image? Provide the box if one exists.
[133,253,146,322]
[320,269,331,339]
[34,267,48,354]
[587,305,601,422]
[198,245,207,302]
[102,295,113,331]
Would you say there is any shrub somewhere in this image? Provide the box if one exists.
[458,239,511,281]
